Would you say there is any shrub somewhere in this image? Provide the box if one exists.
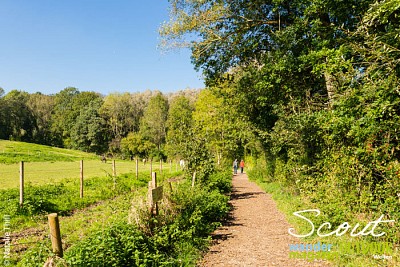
[65,223,155,266]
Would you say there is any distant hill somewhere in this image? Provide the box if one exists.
[0,140,98,164]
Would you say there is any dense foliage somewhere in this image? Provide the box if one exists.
[161,0,400,244]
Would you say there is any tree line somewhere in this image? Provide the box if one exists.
[161,0,400,242]
[0,86,257,178]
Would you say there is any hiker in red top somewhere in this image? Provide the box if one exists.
[239,160,245,173]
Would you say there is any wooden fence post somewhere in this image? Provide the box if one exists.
[135,157,139,179]
[80,160,84,198]
[48,213,63,257]
[20,161,24,207]
[148,181,153,213]
[149,172,159,216]
[150,159,153,178]
[112,160,116,177]
[191,171,196,187]
[168,181,173,193]
[151,171,157,189]
[148,172,157,215]
[159,160,162,175]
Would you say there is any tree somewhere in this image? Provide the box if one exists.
[161,0,373,106]
[120,132,156,160]
[3,90,36,141]
[100,92,144,152]
[193,89,250,164]
[52,88,102,147]
[350,0,400,78]
[0,88,7,139]
[165,95,194,159]
[70,99,110,154]
[140,92,169,151]
[51,87,80,145]
[166,88,200,105]
[27,93,55,145]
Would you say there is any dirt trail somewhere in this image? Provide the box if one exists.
[200,173,330,267]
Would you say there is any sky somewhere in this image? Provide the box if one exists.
[0,0,204,95]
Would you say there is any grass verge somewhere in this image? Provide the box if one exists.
[247,165,399,267]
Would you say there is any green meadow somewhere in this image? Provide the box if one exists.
[0,160,167,189]
[0,140,97,164]
[0,140,180,189]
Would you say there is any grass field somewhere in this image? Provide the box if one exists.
[0,140,97,164]
[0,140,181,189]
[0,160,179,189]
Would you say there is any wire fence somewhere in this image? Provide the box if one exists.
[0,159,182,190]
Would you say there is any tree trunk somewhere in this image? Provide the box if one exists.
[324,72,336,108]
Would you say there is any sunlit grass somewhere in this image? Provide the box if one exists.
[0,159,180,189]
[0,140,182,189]
[0,140,97,164]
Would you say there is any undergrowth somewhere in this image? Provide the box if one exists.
[15,170,232,266]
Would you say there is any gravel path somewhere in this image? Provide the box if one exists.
[200,173,330,267]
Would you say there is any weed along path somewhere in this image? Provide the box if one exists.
[200,173,329,267]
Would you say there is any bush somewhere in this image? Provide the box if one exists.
[205,170,232,193]
[66,223,155,267]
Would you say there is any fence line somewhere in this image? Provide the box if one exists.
[80,160,84,198]
[19,161,24,207]
[2,160,182,207]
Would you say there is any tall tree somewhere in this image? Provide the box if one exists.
[27,93,55,145]
[140,92,169,151]
[100,92,144,152]
[3,90,36,141]
[193,89,247,164]
[165,95,194,159]
[52,87,102,147]
[70,99,109,154]
[161,0,373,107]
[0,88,7,139]
[120,132,156,160]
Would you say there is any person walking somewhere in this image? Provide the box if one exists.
[233,159,238,174]
[240,159,245,173]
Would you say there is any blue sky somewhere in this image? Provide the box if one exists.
[0,1,204,95]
